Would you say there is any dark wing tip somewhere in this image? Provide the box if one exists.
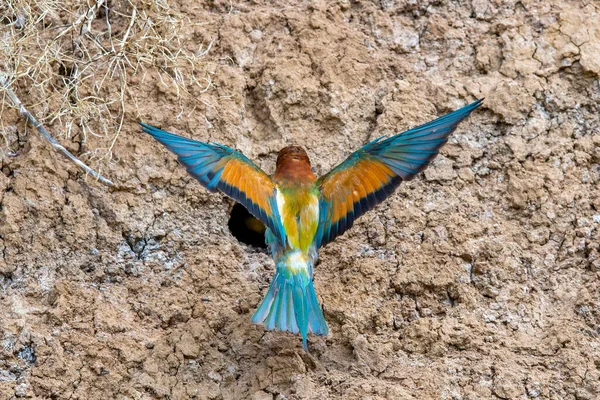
[139,121,152,130]
[462,98,484,114]
[471,97,484,109]
[139,121,163,138]
[452,98,484,117]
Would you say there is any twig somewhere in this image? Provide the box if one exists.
[198,39,214,57]
[120,6,137,53]
[0,73,114,187]
[54,0,106,41]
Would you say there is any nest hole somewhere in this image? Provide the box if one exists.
[228,203,267,249]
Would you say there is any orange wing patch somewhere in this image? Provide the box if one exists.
[316,157,402,247]
[218,158,278,229]
[321,158,397,222]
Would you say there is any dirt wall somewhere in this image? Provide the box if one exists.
[1,0,599,399]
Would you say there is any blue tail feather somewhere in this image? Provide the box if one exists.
[251,271,328,351]
[292,278,309,350]
[306,282,328,336]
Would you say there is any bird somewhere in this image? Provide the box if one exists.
[140,98,483,351]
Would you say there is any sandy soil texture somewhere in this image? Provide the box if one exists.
[1,0,600,399]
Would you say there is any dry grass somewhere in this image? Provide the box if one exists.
[0,0,212,179]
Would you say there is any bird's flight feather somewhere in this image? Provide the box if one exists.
[139,123,286,245]
[315,99,483,248]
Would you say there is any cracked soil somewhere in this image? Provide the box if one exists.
[1,0,600,399]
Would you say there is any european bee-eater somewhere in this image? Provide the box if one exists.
[140,98,483,351]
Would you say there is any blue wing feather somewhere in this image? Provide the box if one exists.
[316,99,482,248]
[140,122,286,245]
[360,99,483,180]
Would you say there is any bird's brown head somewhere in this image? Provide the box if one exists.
[277,145,310,165]
[274,145,316,183]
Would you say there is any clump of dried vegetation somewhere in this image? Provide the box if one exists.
[0,0,212,185]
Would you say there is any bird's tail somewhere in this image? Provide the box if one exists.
[250,255,328,351]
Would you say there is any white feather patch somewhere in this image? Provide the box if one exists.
[276,188,286,220]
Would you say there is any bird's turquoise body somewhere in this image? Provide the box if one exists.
[140,98,483,351]
[251,183,327,351]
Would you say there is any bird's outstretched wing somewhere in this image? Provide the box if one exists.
[315,99,483,248]
[140,123,286,245]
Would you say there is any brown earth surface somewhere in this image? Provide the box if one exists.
[1,0,600,399]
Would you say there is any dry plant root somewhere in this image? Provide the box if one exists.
[1,1,212,189]
[0,73,114,187]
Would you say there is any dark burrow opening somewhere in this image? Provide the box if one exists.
[228,203,267,249]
